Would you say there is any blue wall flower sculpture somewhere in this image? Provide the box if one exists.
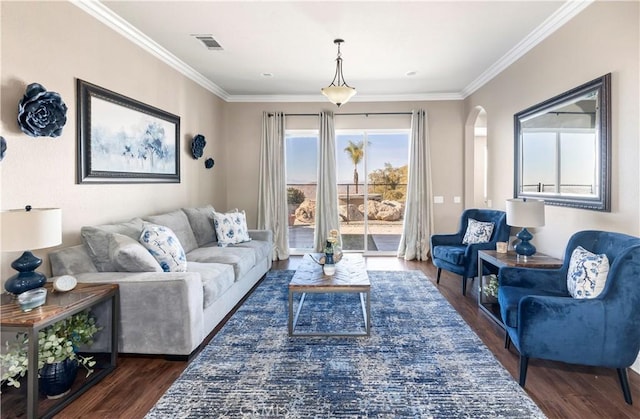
[17,83,67,138]
[0,136,6,161]
[191,134,206,159]
[205,158,215,169]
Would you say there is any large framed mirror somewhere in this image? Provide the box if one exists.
[514,73,611,211]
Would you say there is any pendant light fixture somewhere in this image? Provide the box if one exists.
[321,39,356,107]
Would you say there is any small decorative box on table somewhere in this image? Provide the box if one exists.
[477,250,562,328]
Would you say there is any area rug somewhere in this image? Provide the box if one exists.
[146,270,545,418]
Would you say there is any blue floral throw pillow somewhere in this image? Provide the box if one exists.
[139,223,187,272]
[462,218,495,244]
[213,210,251,246]
[567,245,610,299]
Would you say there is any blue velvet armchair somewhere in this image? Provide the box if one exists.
[430,209,510,295]
[498,230,640,404]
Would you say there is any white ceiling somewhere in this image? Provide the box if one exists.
[77,1,591,102]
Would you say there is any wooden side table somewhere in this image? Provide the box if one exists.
[477,250,562,328]
[1,283,119,419]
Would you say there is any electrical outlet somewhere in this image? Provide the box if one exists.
[453,196,461,204]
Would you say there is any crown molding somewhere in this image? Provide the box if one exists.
[461,0,594,98]
[225,92,464,103]
[71,0,230,100]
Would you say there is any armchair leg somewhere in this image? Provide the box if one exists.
[617,368,633,405]
[461,276,468,296]
[519,355,529,387]
[504,333,511,350]
[436,268,442,284]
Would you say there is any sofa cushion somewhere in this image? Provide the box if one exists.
[187,262,235,309]
[139,223,187,273]
[567,246,610,299]
[145,210,199,254]
[182,206,217,246]
[462,218,494,244]
[109,233,162,273]
[213,210,251,246]
[50,245,98,276]
[187,244,257,280]
[80,218,145,272]
[432,245,466,266]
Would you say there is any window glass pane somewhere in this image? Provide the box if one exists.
[286,132,317,251]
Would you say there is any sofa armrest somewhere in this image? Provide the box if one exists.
[248,229,273,243]
[57,272,205,356]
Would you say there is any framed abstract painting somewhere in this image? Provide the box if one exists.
[76,79,180,184]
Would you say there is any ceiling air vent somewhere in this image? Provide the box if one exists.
[192,35,223,51]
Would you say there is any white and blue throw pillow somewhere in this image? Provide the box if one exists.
[567,245,609,299]
[462,219,495,244]
[139,223,187,272]
[213,210,251,246]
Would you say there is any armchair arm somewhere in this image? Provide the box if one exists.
[499,266,567,293]
[58,271,205,355]
[517,295,612,366]
[430,233,463,247]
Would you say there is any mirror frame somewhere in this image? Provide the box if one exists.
[514,73,611,211]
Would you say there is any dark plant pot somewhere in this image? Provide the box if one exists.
[39,358,78,399]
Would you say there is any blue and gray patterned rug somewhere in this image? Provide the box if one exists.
[146,270,545,418]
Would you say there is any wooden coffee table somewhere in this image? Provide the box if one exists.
[288,254,370,337]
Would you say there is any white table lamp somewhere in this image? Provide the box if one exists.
[1,206,62,294]
[505,198,545,257]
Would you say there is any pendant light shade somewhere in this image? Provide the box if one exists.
[321,39,356,107]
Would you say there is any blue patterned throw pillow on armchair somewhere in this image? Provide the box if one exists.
[462,218,495,244]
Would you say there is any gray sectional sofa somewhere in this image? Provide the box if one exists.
[48,205,273,357]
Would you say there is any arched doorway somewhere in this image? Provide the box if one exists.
[464,107,488,209]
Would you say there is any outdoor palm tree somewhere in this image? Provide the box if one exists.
[344,140,364,193]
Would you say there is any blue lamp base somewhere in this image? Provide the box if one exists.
[4,251,47,295]
[514,227,537,257]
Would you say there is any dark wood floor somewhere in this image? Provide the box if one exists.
[10,257,639,418]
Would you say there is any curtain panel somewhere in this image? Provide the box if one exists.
[257,111,289,260]
[314,111,341,251]
[397,109,434,261]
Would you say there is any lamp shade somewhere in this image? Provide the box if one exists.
[505,199,545,228]
[321,85,357,107]
[1,207,62,251]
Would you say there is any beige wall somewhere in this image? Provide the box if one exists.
[0,1,226,280]
[222,100,465,232]
[465,0,639,258]
[464,1,639,371]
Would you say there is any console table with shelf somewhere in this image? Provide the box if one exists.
[1,283,119,419]
[477,250,563,328]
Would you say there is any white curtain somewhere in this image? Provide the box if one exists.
[257,111,289,260]
[397,109,433,261]
[314,111,341,251]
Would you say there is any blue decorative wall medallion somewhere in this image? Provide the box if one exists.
[17,83,67,138]
[0,136,6,161]
[205,158,214,169]
[191,134,206,159]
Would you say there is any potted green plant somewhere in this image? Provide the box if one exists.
[287,187,306,226]
[1,310,101,398]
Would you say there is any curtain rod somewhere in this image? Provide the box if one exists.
[268,111,412,117]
